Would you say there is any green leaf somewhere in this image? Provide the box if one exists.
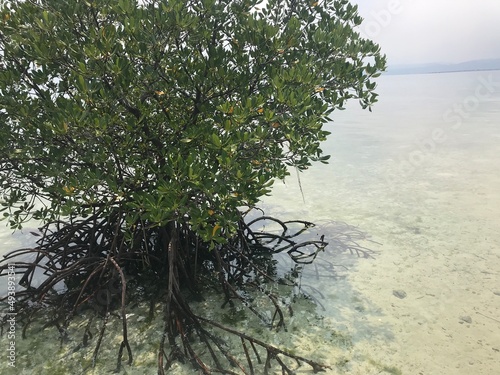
[211,133,222,147]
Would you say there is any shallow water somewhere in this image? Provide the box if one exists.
[259,70,500,374]
[1,70,500,374]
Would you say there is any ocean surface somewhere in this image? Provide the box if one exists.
[1,70,499,374]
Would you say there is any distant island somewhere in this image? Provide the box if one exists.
[386,58,500,75]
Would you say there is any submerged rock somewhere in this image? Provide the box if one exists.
[392,290,407,299]
[459,315,472,324]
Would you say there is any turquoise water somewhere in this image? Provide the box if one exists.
[1,70,500,374]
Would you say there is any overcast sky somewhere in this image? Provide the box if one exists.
[351,0,500,66]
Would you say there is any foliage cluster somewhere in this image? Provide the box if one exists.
[1,0,385,241]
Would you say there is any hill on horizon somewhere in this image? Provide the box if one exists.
[386,58,500,75]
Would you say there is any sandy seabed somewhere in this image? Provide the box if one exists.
[258,124,500,375]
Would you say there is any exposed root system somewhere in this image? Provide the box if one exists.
[0,211,371,374]
[0,209,343,374]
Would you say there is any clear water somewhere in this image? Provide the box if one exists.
[260,70,500,374]
[1,70,500,374]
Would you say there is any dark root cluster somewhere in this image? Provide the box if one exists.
[0,209,337,374]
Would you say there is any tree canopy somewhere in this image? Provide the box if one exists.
[0,0,385,373]
[1,0,385,241]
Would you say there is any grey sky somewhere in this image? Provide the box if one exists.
[351,0,500,65]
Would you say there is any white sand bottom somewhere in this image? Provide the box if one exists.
[258,139,500,375]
